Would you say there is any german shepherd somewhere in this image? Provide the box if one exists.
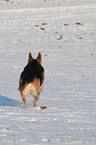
[18,52,44,107]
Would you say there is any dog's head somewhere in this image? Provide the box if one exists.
[28,52,42,65]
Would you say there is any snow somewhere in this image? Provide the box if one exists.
[0,0,96,144]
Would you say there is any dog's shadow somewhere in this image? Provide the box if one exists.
[0,95,23,106]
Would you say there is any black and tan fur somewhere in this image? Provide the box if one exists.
[18,52,44,107]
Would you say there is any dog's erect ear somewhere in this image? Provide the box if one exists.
[28,52,33,62]
[37,52,42,64]
[37,52,41,60]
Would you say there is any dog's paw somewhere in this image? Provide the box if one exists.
[33,104,37,107]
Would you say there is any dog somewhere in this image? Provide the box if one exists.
[18,52,44,107]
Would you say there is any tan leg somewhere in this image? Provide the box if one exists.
[33,96,37,107]
[22,95,27,108]
[24,101,27,108]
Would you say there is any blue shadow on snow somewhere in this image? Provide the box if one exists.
[0,95,23,106]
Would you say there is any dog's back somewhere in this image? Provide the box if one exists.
[18,52,44,107]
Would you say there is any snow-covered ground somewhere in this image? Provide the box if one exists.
[0,0,96,144]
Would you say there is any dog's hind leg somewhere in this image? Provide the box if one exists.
[22,95,28,108]
[23,97,27,108]
[33,96,37,107]
[21,92,28,108]
[21,83,32,107]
